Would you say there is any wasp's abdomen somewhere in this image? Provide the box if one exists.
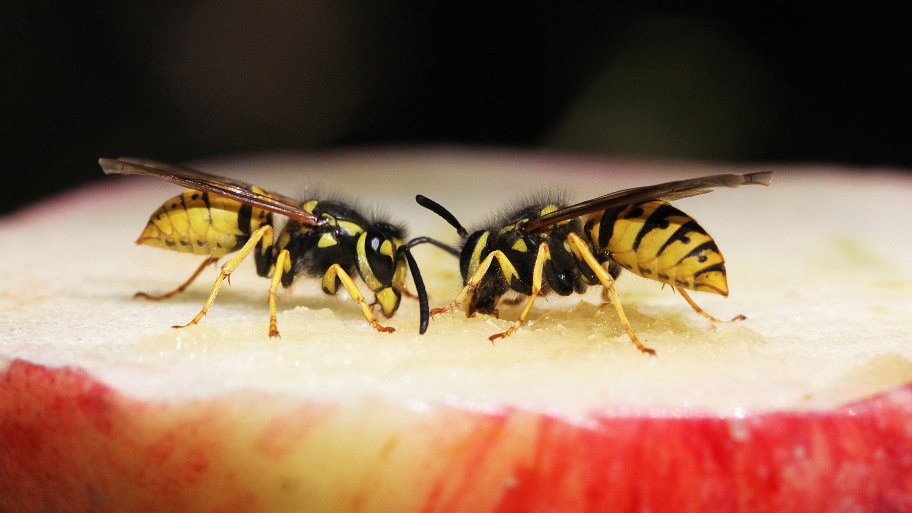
[588,200,729,296]
[136,190,269,257]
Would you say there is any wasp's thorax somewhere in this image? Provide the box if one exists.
[262,200,408,316]
[458,203,600,316]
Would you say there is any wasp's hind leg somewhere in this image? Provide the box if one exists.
[135,256,219,300]
[322,265,395,334]
[567,233,656,356]
[676,288,747,323]
[174,225,274,333]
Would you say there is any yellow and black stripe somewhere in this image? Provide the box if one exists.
[136,189,271,257]
[586,200,728,296]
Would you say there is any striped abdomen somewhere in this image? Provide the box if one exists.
[586,200,729,295]
[136,190,271,257]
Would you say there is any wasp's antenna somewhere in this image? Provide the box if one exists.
[400,236,460,335]
[405,236,460,257]
[416,195,469,238]
[401,246,430,335]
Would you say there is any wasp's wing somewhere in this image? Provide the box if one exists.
[523,171,774,233]
[99,158,323,226]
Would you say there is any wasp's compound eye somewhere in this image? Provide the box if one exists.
[364,230,395,286]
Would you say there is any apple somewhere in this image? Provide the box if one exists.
[2,150,912,512]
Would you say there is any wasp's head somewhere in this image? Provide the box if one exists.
[355,224,407,317]
[458,229,491,283]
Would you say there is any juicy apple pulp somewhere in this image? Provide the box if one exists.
[2,150,912,513]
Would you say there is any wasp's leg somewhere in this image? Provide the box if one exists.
[430,250,521,317]
[676,287,747,323]
[567,233,656,356]
[322,264,395,334]
[135,256,219,300]
[489,243,551,342]
[266,249,292,338]
[174,225,274,331]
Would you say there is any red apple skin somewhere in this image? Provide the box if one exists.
[2,358,911,513]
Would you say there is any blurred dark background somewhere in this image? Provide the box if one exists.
[3,3,910,214]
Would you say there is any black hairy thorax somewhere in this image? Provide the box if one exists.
[460,201,618,317]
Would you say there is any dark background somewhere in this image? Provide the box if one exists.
[3,3,910,214]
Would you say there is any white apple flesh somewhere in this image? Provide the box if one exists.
[2,150,911,512]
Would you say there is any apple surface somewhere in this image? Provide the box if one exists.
[2,149,911,512]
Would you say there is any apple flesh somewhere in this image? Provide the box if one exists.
[2,151,912,512]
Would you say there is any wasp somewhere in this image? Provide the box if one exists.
[416,172,774,355]
[100,158,454,337]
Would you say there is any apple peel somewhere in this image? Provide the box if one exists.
[2,359,912,513]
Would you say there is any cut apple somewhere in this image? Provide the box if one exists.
[2,149,911,512]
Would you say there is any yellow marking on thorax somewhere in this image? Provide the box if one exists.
[337,220,364,236]
[540,204,559,216]
[317,214,338,247]
[538,204,573,230]
[314,216,365,249]
[318,233,338,248]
